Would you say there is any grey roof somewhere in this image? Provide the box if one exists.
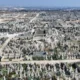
[33,51,46,57]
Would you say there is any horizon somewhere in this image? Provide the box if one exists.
[1,6,80,9]
[0,0,80,8]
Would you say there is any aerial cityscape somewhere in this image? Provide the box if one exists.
[0,0,80,80]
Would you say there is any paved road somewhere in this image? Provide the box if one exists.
[0,34,18,56]
[0,59,80,65]
[0,31,31,56]
[0,13,40,54]
[29,13,39,23]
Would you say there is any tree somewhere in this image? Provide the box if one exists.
[52,76,57,80]
[0,56,2,62]
[72,63,77,69]
[22,64,27,71]
[22,48,27,55]
[77,67,80,73]
[52,54,58,60]
[60,63,65,70]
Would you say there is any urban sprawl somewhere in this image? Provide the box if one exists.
[0,8,80,80]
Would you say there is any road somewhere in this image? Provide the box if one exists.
[0,12,40,54]
[29,13,39,23]
[0,31,31,56]
[0,59,80,65]
[0,34,18,56]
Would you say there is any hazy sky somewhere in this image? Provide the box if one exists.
[0,0,80,7]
